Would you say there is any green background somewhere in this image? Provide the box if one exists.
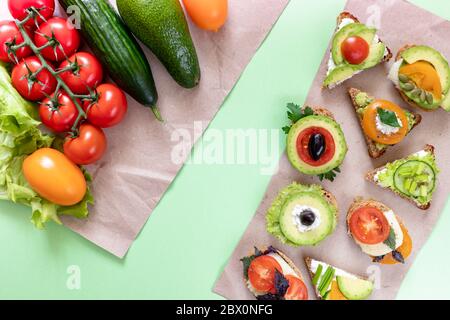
[0,0,449,299]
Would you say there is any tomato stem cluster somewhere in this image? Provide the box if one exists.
[8,7,95,134]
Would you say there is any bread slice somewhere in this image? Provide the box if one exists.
[346,198,412,264]
[392,45,447,111]
[348,87,422,158]
[324,12,392,89]
[366,144,436,210]
[304,257,371,300]
[242,247,306,300]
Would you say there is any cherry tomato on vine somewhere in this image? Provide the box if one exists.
[64,124,107,165]
[11,56,57,101]
[59,52,104,94]
[341,36,370,65]
[34,17,80,62]
[84,84,128,128]
[39,91,80,133]
[8,0,55,28]
[0,21,32,63]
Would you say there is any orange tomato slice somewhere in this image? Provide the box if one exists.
[379,223,412,265]
[399,61,442,100]
[328,280,347,300]
[362,100,408,145]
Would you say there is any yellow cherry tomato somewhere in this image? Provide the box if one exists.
[362,100,408,145]
[182,0,228,32]
[23,148,87,206]
[399,61,442,100]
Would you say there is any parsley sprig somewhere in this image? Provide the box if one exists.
[318,167,341,182]
[282,103,314,134]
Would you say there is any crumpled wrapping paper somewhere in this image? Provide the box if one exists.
[214,0,450,300]
[0,0,290,257]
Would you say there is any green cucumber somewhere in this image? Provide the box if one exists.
[312,264,323,285]
[58,0,161,120]
[394,160,435,197]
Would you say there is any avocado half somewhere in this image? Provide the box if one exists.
[266,183,337,247]
[287,115,348,175]
[398,46,450,110]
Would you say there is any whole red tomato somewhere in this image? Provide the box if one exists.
[39,91,80,133]
[11,56,57,101]
[84,84,128,128]
[0,21,32,63]
[34,17,80,62]
[59,52,104,94]
[341,36,370,65]
[64,124,107,165]
[8,0,55,28]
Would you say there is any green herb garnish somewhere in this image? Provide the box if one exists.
[282,103,314,134]
[377,108,401,128]
[318,167,341,182]
[383,228,396,251]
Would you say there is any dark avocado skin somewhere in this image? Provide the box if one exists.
[117,0,201,89]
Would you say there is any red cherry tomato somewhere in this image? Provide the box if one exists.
[349,206,391,245]
[39,92,80,133]
[0,21,32,63]
[296,127,335,167]
[64,123,107,165]
[34,17,80,62]
[11,56,57,101]
[8,0,55,28]
[59,52,104,94]
[284,275,308,300]
[341,36,370,65]
[84,84,128,128]
[248,255,282,294]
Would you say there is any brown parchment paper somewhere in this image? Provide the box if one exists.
[213,0,450,300]
[0,0,290,258]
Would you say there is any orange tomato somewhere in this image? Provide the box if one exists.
[328,280,347,300]
[182,0,228,32]
[400,61,442,100]
[362,100,408,145]
[23,148,87,206]
[379,223,412,265]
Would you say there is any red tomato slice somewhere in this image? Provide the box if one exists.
[248,256,282,294]
[284,275,308,300]
[341,36,370,65]
[296,127,335,166]
[349,206,391,245]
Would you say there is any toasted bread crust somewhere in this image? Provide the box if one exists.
[365,145,435,210]
[348,88,422,158]
[394,45,443,111]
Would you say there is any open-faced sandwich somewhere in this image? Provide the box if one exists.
[323,12,392,89]
[266,182,338,247]
[241,246,308,300]
[366,145,439,210]
[283,104,348,182]
[348,88,422,158]
[305,257,374,300]
[389,45,450,111]
[347,198,412,264]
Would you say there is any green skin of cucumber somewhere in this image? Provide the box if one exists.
[59,0,160,119]
[116,0,201,89]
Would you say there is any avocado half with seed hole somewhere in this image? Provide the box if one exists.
[286,115,348,176]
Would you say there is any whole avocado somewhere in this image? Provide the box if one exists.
[117,0,201,88]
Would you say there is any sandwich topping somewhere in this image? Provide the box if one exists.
[374,148,439,206]
[283,104,347,181]
[266,183,337,247]
[388,45,450,111]
[241,247,308,300]
[324,14,390,88]
[308,258,374,300]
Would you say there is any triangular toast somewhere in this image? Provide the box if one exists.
[366,145,437,210]
[348,88,422,158]
[304,257,373,300]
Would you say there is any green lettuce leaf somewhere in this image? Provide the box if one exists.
[0,63,93,228]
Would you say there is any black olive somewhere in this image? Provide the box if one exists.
[300,209,316,226]
[308,133,326,161]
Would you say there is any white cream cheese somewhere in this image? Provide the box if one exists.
[310,259,357,295]
[373,168,387,183]
[292,205,321,233]
[415,150,430,158]
[375,112,403,135]
[355,210,404,257]
[388,59,404,88]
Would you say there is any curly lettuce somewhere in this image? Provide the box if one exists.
[0,63,93,228]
